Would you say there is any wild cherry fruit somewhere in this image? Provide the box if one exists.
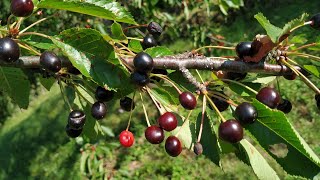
[91,101,107,120]
[141,34,157,49]
[193,142,203,156]
[310,13,320,30]
[256,87,280,109]
[119,130,134,147]
[145,125,165,144]
[218,119,243,144]
[10,0,34,17]
[95,86,114,102]
[165,136,182,157]
[283,73,297,80]
[131,71,150,86]
[133,52,154,73]
[235,42,253,58]
[40,51,61,72]
[209,96,229,112]
[0,37,20,63]
[234,102,258,124]
[68,110,86,130]
[277,99,292,114]
[120,97,135,111]
[179,91,197,110]
[65,124,82,138]
[147,22,163,37]
[158,112,178,131]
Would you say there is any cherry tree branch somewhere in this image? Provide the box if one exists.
[0,55,301,75]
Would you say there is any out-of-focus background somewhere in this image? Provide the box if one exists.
[0,0,319,179]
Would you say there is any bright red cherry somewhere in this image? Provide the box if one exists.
[119,130,134,147]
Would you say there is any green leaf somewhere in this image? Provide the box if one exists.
[171,120,193,149]
[0,67,30,108]
[228,82,260,97]
[82,105,104,142]
[128,40,143,53]
[145,46,173,57]
[75,86,95,105]
[279,13,308,41]
[37,0,136,24]
[304,65,320,77]
[111,22,127,43]
[150,86,179,105]
[254,13,282,43]
[237,140,280,180]
[39,77,56,91]
[243,74,276,84]
[246,100,320,178]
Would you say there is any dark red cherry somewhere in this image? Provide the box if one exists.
[68,110,86,130]
[179,92,197,110]
[158,112,178,131]
[10,0,34,17]
[256,87,280,109]
[119,130,134,147]
[40,51,61,72]
[283,73,297,80]
[133,52,154,73]
[65,124,82,138]
[95,86,114,102]
[218,119,243,144]
[0,37,20,63]
[145,125,165,144]
[310,13,320,30]
[165,136,182,157]
[91,101,107,120]
[193,142,203,156]
[130,71,150,86]
[235,42,253,58]
[141,34,157,49]
[147,22,163,37]
[276,99,292,114]
[234,102,258,124]
[120,97,135,111]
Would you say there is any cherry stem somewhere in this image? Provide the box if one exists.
[281,58,320,94]
[207,92,238,107]
[127,37,143,41]
[195,69,205,84]
[175,107,194,137]
[205,93,226,122]
[15,17,24,30]
[17,41,41,55]
[290,42,317,52]
[18,32,51,40]
[116,42,135,56]
[287,52,320,62]
[123,24,148,32]
[150,74,182,94]
[197,95,206,143]
[20,16,53,34]
[139,92,151,127]
[194,45,235,52]
[7,15,14,31]
[146,87,166,115]
[126,91,136,131]
[58,78,73,111]
[221,79,258,94]
[289,21,311,33]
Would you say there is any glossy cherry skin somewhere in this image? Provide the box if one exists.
[133,52,154,73]
[120,97,135,111]
[131,71,150,86]
[310,13,320,30]
[256,87,280,109]
[218,119,243,144]
[165,136,182,157]
[235,102,258,124]
[179,92,197,110]
[91,101,107,120]
[10,0,34,17]
[40,51,61,72]
[95,86,114,102]
[0,37,20,63]
[119,130,134,147]
[141,34,157,49]
[235,42,253,58]
[193,142,203,156]
[65,124,82,138]
[68,110,86,130]
[147,22,163,37]
[277,99,292,114]
[145,125,165,144]
[158,112,178,131]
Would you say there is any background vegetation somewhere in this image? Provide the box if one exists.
[0,0,319,179]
